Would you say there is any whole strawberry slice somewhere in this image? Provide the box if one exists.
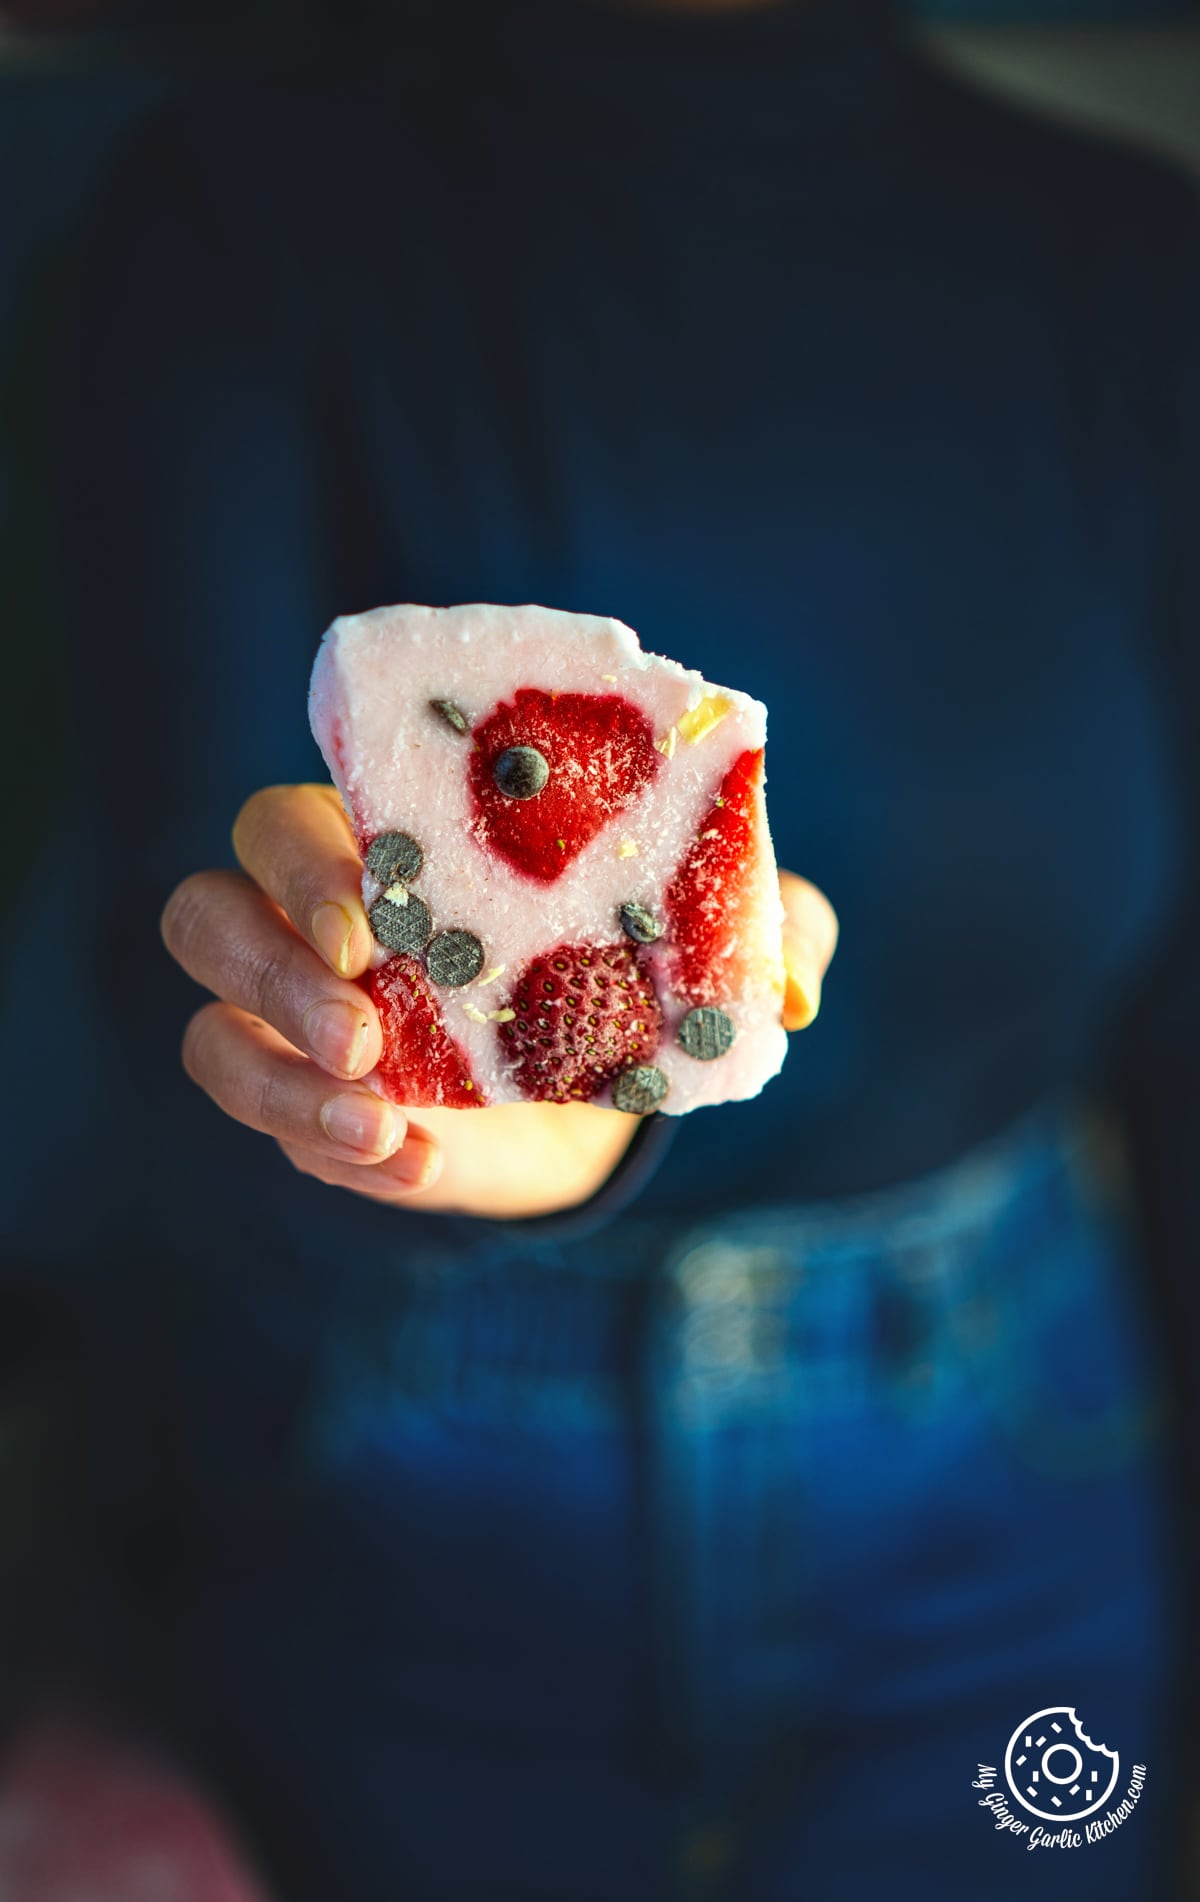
[469,688,661,883]
[371,955,483,1107]
[498,942,663,1103]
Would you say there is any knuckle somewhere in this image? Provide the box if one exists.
[255,1053,291,1136]
[243,942,280,1023]
[238,930,304,1031]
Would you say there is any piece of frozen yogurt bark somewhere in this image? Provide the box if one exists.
[308,604,787,1114]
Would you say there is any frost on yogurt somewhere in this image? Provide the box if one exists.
[308,603,787,1114]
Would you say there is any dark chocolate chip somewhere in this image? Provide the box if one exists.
[365,831,424,885]
[612,1064,669,1114]
[430,698,469,735]
[493,745,549,800]
[619,900,662,946]
[369,891,432,955]
[677,1006,736,1061]
[426,928,485,988]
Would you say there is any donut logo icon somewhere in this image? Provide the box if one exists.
[1004,1707,1120,1823]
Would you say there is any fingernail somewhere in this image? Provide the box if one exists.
[321,1092,401,1157]
[311,901,354,976]
[384,1132,443,1191]
[784,967,821,1032]
[303,999,369,1077]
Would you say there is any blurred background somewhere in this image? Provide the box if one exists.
[1,0,1199,1892]
[5,0,1197,877]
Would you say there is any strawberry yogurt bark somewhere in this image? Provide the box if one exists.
[309,604,787,1115]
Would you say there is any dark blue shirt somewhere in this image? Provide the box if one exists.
[4,0,1200,1811]
[23,2,1199,1204]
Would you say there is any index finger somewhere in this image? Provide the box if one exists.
[233,783,373,978]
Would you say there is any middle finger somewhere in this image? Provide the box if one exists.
[161,869,382,1080]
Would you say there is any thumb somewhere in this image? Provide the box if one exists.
[779,870,839,1032]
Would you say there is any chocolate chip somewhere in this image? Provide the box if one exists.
[612,1064,669,1114]
[619,901,662,946]
[369,891,432,954]
[426,929,485,988]
[430,698,469,735]
[365,831,424,884]
[493,745,549,800]
[677,1006,736,1061]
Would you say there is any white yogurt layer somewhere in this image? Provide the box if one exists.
[309,603,787,1113]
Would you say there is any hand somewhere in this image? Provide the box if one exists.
[780,869,839,1033]
[161,785,837,1220]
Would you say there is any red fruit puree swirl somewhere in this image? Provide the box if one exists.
[469,688,661,882]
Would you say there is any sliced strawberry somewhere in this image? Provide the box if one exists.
[498,942,663,1104]
[469,689,661,883]
[371,955,483,1107]
[665,748,764,1005]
